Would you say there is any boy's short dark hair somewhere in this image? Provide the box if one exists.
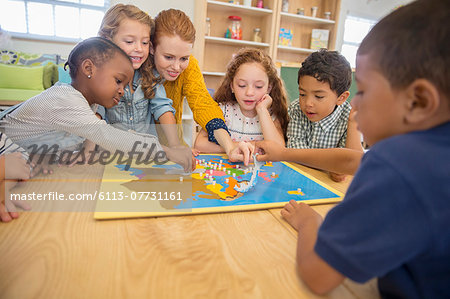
[358,0,450,99]
[65,37,131,79]
[297,49,352,96]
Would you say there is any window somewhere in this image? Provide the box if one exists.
[0,0,109,42]
[341,15,377,68]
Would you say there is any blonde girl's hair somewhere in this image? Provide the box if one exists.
[151,9,196,47]
[98,4,159,99]
[214,48,289,137]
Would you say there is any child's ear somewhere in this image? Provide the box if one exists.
[230,83,234,94]
[404,79,440,124]
[336,91,350,105]
[80,59,94,79]
[267,84,272,94]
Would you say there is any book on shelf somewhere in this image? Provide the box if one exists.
[310,29,329,50]
[278,28,293,47]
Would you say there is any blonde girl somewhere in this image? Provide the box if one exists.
[97,4,180,147]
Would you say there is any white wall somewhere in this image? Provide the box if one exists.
[7,0,414,57]
[335,0,414,51]
[114,0,195,21]
[6,0,195,57]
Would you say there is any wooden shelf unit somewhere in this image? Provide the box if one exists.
[275,0,341,64]
[194,0,279,91]
[194,0,341,91]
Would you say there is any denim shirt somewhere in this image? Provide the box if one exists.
[97,70,175,135]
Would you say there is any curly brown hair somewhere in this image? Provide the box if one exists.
[298,49,351,97]
[214,48,289,137]
[98,4,160,99]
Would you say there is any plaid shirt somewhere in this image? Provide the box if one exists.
[287,99,351,149]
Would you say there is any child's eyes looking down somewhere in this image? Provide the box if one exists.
[125,40,148,45]
[299,93,325,100]
[238,85,264,89]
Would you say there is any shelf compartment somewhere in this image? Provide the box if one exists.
[207,0,273,16]
[280,12,335,25]
[277,45,317,54]
[204,36,270,47]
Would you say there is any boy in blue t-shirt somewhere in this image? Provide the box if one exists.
[281,0,450,298]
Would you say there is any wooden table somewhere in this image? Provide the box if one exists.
[0,162,380,299]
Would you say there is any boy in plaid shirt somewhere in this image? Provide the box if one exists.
[287,50,363,181]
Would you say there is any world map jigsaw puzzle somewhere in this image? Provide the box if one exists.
[94,154,343,219]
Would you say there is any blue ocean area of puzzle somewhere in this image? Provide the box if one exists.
[116,155,340,210]
[182,155,339,209]
[115,164,145,176]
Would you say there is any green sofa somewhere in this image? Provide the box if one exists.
[0,50,70,106]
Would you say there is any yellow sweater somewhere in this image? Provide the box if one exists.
[163,56,224,130]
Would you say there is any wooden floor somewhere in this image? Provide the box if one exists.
[0,163,380,299]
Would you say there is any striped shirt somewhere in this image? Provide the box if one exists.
[0,132,28,159]
[0,83,163,157]
[287,99,351,149]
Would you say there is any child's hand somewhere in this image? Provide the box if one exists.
[67,140,97,167]
[329,172,347,182]
[228,141,254,166]
[191,149,200,170]
[29,154,53,176]
[255,140,285,162]
[348,107,357,125]
[191,155,197,172]
[165,145,193,173]
[281,200,322,231]
[5,152,31,180]
[0,197,31,223]
[255,94,273,112]
[191,148,200,157]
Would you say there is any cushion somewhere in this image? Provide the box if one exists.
[0,50,57,66]
[0,63,44,90]
[43,63,58,89]
[0,88,42,102]
[57,65,72,84]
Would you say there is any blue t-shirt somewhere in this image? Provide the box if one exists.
[315,121,450,299]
